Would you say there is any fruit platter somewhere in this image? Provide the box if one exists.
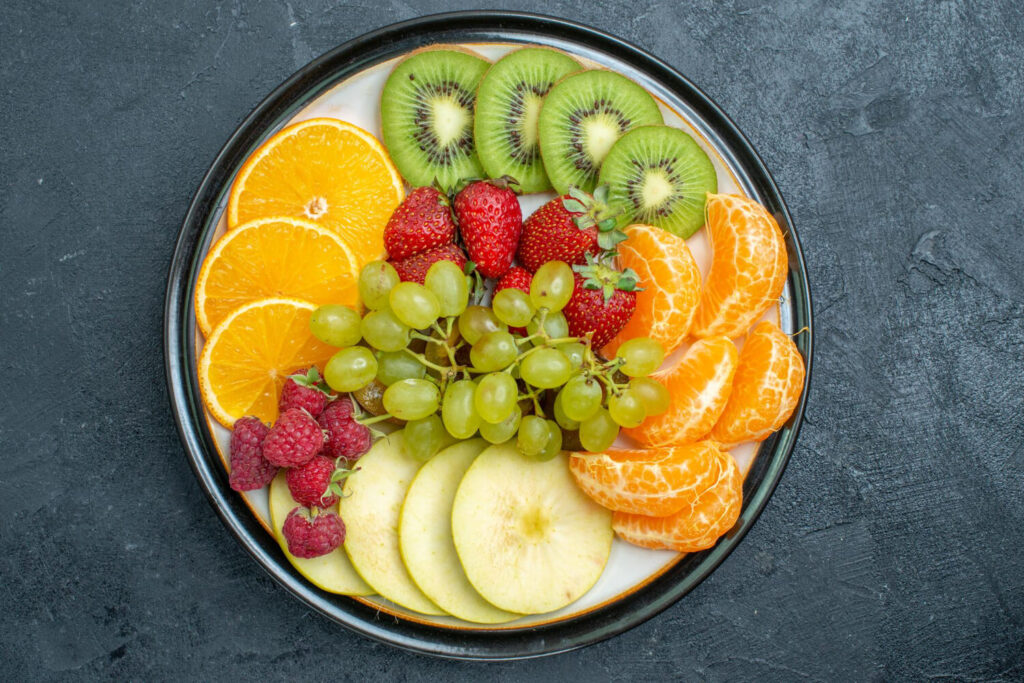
[165,13,812,659]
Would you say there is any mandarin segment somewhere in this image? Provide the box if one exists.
[625,337,738,448]
[569,441,727,516]
[613,449,742,553]
[603,224,702,358]
[710,321,805,447]
[691,193,788,339]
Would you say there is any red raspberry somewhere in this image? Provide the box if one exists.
[286,455,340,508]
[318,398,372,461]
[281,507,346,559]
[228,416,276,491]
[262,408,325,467]
[278,367,331,417]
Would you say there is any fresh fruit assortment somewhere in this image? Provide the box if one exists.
[194,44,806,624]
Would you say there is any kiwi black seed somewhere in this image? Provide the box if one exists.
[597,125,718,238]
[537,70,663,194]
[380,48,490,190]
[474,47,581,193]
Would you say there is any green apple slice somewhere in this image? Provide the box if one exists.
[399,439,519,624]
[340,431,446,616]
[268,471,373,596]
[452,444,614,615]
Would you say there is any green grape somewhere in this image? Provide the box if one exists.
[530,261,574,312]
[616,337,666,377]
[441,379,480,439]
[629,377,671,416]
[607,388,647,428]
[557,341,587,369]
[579,408,619,452]
[520,348,573,388]
[517,415,550,457]
[553,391,580,431]
[359,260,400,310]
[470,330,518,372]
[424,260,469,317]
[382,378,440,421]
[389,282,441,329]
[361,308,410,352]
[375,350,425,386]
[526,310,569,343]
[536,420,564,461]
[492,288,535,327]
[560,374,603,421]
[458,305,507,345]
[474,372,518,424]
[324,347,377,392]
[309,304,362,347]
[479,405,521,444]
[403,414,445,462]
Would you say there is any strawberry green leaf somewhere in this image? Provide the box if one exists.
[562,199,587,213]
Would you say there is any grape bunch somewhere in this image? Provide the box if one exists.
[309,258,669,462]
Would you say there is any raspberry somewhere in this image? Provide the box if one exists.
[286,455,340,508]
[228,416,276,491]
[278,367,331,417]
[281,507,346,559]
[262,408,325,467]
[318,398,372,461]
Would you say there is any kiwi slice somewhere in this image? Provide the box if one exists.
[597,125,718,238]
[474,47,581,193]
[538,70,663,194]
[380,48,490,189]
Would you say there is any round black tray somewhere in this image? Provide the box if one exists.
[164,10,813,660]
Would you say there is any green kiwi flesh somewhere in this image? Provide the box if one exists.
[474,47,581,193]
[597,125,718,239]
[538,70,663,194]
[381,49,490,190]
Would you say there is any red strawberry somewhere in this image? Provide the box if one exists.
[495,266,532,294]
[318,398,372,461]
[389,243,467,284]
[517,186,624,272]
[384,186,456,260]
[262,408,325,468]
[281,507,346,558]
[453,178,522,278]
[278,367,331,417]
[562,255,641,350]
[286,455,355,508]
[228,416,276,491]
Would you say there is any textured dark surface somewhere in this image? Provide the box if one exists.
[1,0,1022,679]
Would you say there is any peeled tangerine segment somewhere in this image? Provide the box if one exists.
[711,321,806,447]
[613,449,743,553]
[340,432,445,615]
[569,441,726,517]
[625,336,738,448]
[399,440,518,624]
[603,224,702,357]
[452,444,613,615]
[691,193,788,339]
[268,471,373,596]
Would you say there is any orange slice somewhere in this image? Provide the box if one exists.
[199,298,337,428]
[569,442,726,516]
[613,449,742,553]
[603,224,702,358]
[710,321,805,447]
[227,118,404,264]
[625,336,738,448]
[691,194,788,339]
[195,217,359,338]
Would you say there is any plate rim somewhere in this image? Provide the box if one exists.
[164,10,814,661]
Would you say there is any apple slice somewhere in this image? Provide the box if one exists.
[268,471,373,596]
[399,439,519,624]
[340,431,446,615]
[452,444,613,614]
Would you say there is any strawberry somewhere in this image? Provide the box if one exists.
[516,186,624,272]
[389,243,467,284]
[453,178,522,278]
[495,266,532,294]
[383,186,456,260]
[562,255,641,350]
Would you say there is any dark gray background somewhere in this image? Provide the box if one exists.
[2,0,1022,679]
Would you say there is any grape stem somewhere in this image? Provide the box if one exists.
[356,414,393,426]
[402,347,449,373]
